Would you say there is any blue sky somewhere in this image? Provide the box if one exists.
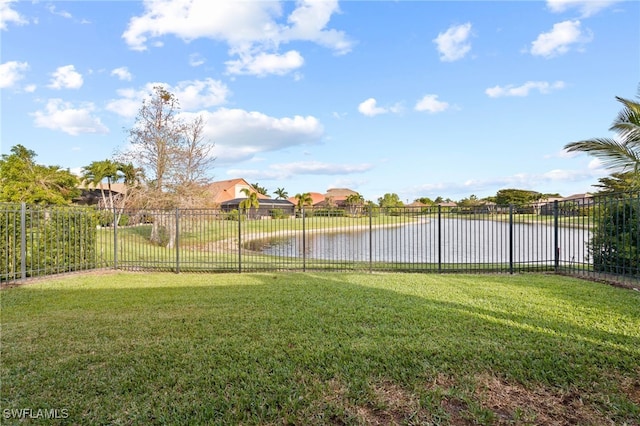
[1,0,638,203]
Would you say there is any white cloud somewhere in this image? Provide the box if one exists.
[414,94,449,113]
[189,53,205,67]
[358,98,401,117]
[106,79,230,117]
[280,0,351,55]
[414,167,606,198]
[47,4,72,19]
[105,88,143,118]
[433,22,472,62]
[225,50,304,77]
[122,0,351,76]
[0,60,28,88]
[530,20,592,58]
[179,108,324,164]
[1,0,28,30]
[173,78,230,110]
[546,0,621,17]
[32,99,109,135]
[48,65,83,89]
[485,81,566,98]
[111,67,133,81]
[229,161,373,180]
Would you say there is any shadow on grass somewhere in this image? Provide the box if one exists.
[2,273,639,425]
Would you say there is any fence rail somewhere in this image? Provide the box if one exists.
[2,193,639,287]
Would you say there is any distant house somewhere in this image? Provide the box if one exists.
[209,178,295,218]
[219,198,295,218]
[540,194,593,216]
[321,188,360,208]
[206,178,270,205]
[287,188,362,211]
[437,201,458,208]
[406,201,428,208]
[287,192,326,208]
[75,182,127,207]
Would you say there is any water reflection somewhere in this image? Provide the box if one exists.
[257,219,590,264]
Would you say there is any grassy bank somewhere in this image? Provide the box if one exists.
[1,272,639,425]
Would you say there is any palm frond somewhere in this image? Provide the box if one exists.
[611,96,640,143]
[564,137,640,171]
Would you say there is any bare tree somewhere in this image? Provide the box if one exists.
[169,115,215,207]
[120,86,215,247]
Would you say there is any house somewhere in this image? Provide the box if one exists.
[209,178,295,218]
[320,188,360,208]
[287,192,326,208]
[75,182,127,207]
[540,193,594,216]
[219,198,295,218]
[206,178,270,205]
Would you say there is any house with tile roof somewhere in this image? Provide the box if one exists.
[287,192,326,208]
[209,178,295,218]
[75,182,128,207]
[206,178,270,205]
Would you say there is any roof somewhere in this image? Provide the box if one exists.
[562,193,593,201]
[220,198,294,207]
[206,178,269,204]
[287,192,326,206]
[324,188,359,199]
[78,182,128,194]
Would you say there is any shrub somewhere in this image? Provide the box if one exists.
[590,197,639,276]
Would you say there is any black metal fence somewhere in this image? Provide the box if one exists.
[2,193,639,287]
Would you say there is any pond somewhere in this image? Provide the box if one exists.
[255,218,591,265]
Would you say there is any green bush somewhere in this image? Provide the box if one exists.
[590,197,639,276]
[1,204,98,281]
[269,208,287,219]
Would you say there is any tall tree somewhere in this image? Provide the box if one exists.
[0,145,79,204]
[252,183,268,196]
[239,188,260,219]
[169,115,215,207]
[494,189,542,206]
[82,159,119,209]
[273,187,288,200]
[344,193,365,216]
[294,192,313,213]
[377,193,403,209]
[564,90,640,190]
[121,86,214,207]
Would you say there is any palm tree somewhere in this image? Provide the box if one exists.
[564,91,640,190]
[239,188,260,219]
[273,187,288,200]
[345,193,365,216]
[294,192,313,214]
[251,182,268,195]
[82,160,119,209]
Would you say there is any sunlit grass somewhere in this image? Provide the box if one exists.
[2,272,639,425]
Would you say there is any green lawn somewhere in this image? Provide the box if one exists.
[1,272,639,425]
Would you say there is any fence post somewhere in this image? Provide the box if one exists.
[175,208,180,274]
[238,209,242,273]
[369,206,373,273]
[302,208,306,272]
[113,206,118,270]
[554,200,559,273]
[20,202,26,281]
[437,205,442,273]
[509,204,514,274]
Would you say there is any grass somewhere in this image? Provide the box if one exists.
[2,272,639,425]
